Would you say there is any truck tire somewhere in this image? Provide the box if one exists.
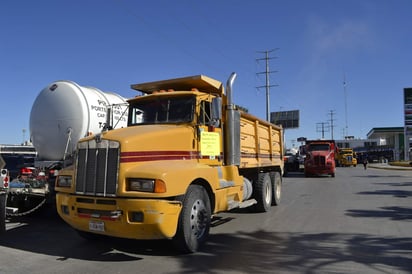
[173,185,211,253]
[270,172,281,206]
[0,193,6,233]
[253,172,272,212]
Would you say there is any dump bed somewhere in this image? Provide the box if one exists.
[239,112,283,169]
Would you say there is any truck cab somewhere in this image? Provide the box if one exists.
[304,140,336,177]
[337,148,357,167]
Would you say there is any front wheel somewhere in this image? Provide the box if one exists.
[173,185,211,253]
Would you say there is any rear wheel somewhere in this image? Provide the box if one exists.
[270,172,282,206]
[253,172,272,212]
[173,185,211,253]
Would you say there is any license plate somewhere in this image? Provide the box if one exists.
[89,220,105,232]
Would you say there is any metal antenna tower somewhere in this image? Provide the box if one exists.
[343,74,348,137]
[328,110,336,139]
[256,49,279,121]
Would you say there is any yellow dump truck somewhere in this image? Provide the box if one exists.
[337,148,357,167]
[55,73,284,253]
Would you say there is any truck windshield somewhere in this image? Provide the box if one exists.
[128,95,195,125]
[308,144,330,151]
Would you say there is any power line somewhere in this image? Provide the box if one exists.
[256,49,279,121]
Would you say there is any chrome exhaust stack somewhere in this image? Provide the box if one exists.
[224,72,240,166]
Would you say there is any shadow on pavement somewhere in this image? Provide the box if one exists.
[1,211,411,274]
[184,231,412,274]
[356,189,412,198]
[346,206,412,221]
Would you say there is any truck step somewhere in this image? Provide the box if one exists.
[228,199,257,210]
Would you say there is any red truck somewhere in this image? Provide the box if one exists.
[304,140,336,177]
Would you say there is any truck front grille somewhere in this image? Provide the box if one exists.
[75,138,120,197]
[314,155,326,166]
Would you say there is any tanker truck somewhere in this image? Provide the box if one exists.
[4,81,128,218]
[55,73,284,253]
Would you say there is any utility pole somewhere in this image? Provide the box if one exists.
[316,122,330,139]
[22,128,26,145]
[256,49,279,121]
[328,110,336,139]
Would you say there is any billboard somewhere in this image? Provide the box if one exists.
[404,88,412,125]
[271,110,299,129]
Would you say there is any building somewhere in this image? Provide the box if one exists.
[328,127,404,162]
[366,127,404,161]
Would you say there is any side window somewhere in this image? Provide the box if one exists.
[199,100,212,125]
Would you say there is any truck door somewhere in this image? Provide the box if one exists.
[197,99,223,166]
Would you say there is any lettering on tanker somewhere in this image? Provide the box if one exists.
[91,102,128,125]
[91,99,107,117]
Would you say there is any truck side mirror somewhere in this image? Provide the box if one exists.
[210,97,222,127]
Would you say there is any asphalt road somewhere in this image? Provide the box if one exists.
[1,166,411,274]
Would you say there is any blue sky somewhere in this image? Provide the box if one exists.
[1,0,411,148]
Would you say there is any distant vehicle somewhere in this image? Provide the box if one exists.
[304,140,336,177]
[0,144,37,180]
[337,148,357,167]
[0,169,9,232]
[298,144,306,171]
[283,148,301,175]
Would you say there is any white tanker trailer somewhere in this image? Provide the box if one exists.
[30,80,128,162]
[5,80,129,217]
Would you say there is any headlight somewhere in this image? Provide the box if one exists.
[128,178,154,192]
[127,178,166,193]
[57,175,72,187]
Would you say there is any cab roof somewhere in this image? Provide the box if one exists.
[131,75,224,95]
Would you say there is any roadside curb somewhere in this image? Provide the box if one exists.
[368,164,412,171]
